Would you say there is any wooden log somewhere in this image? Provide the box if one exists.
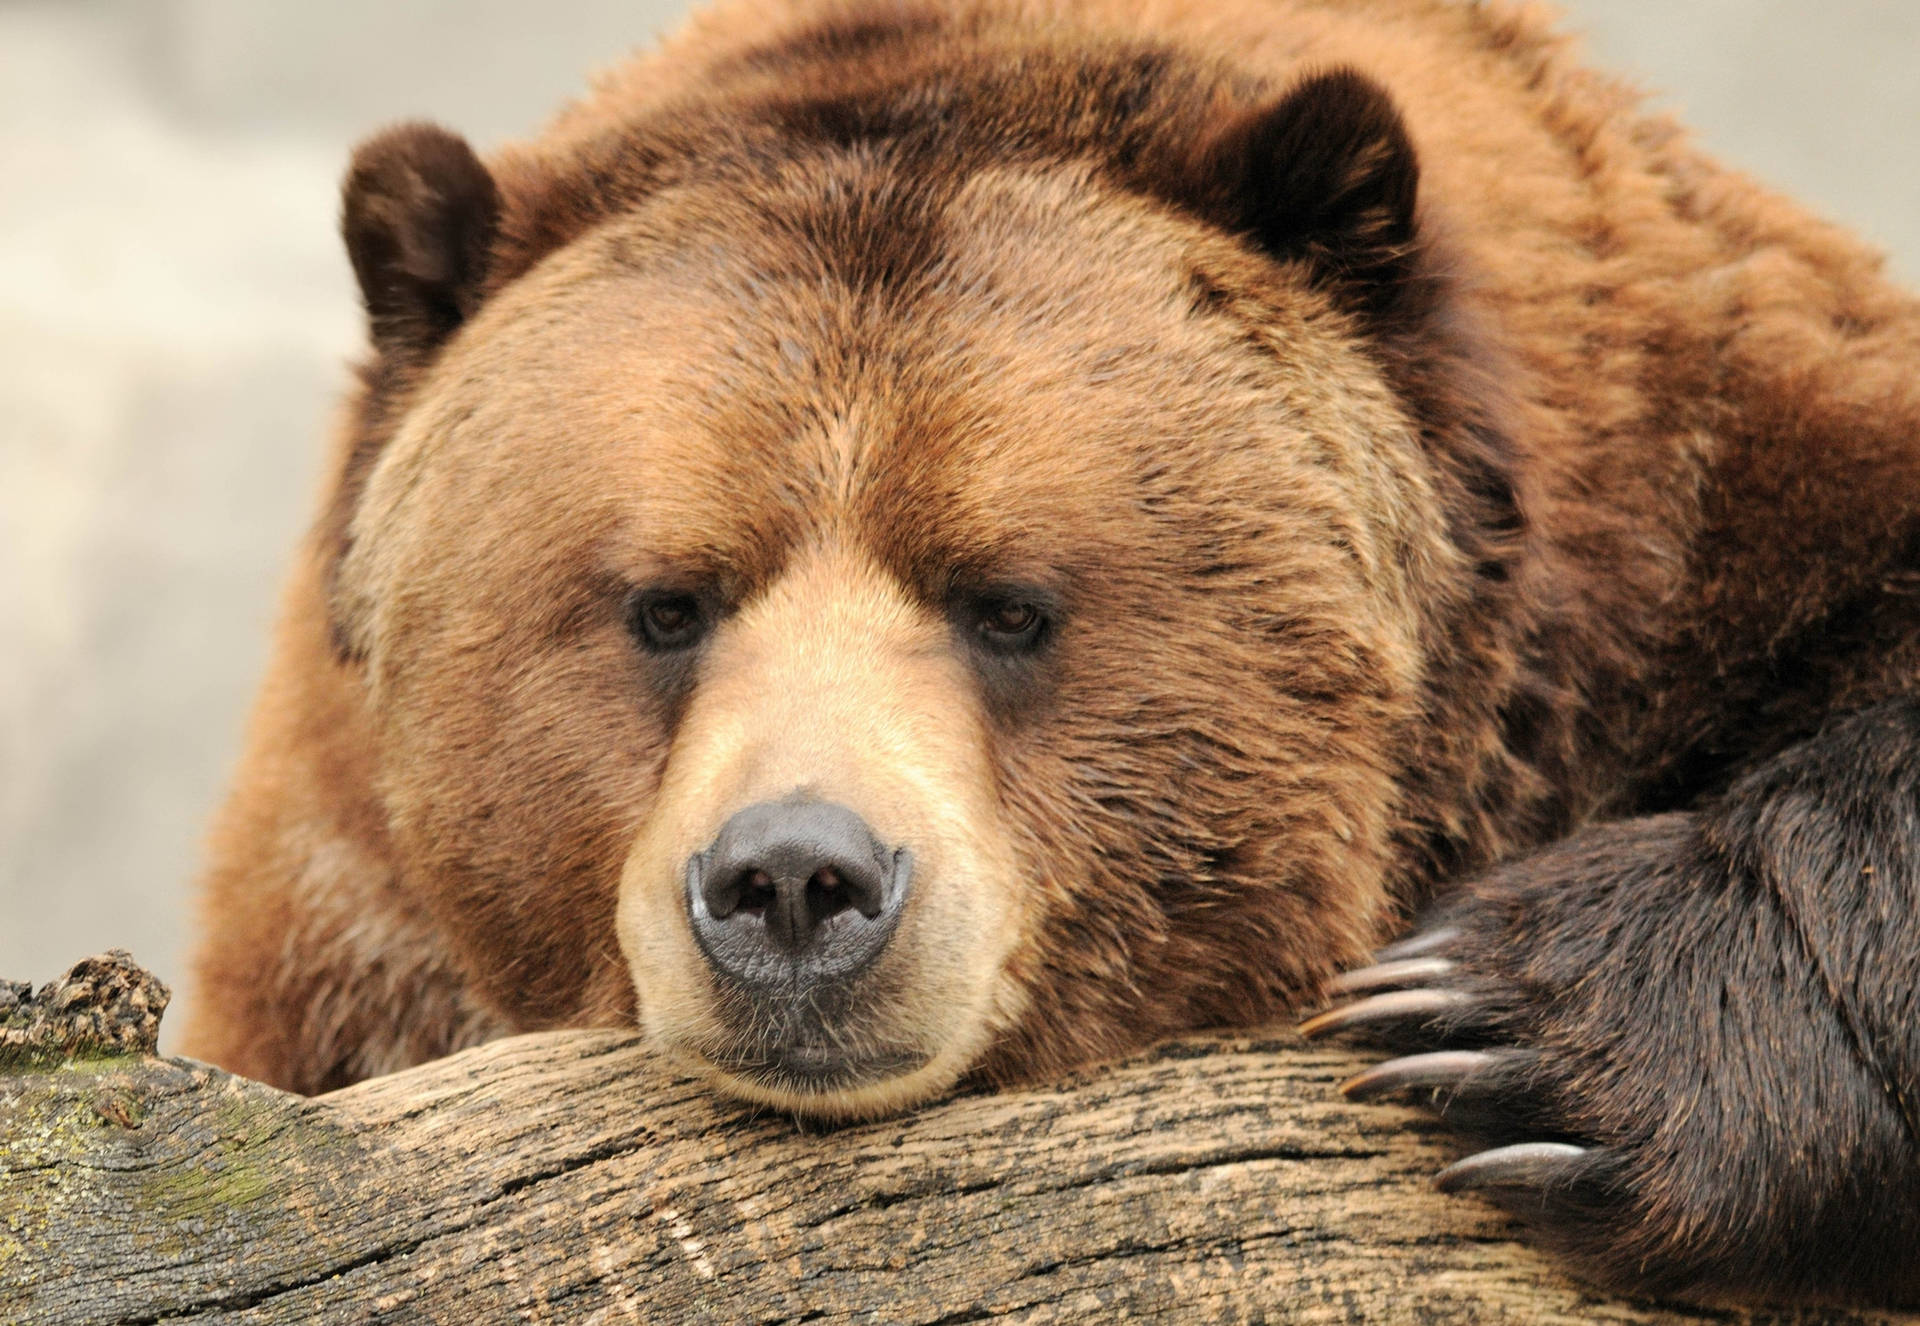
[1,954,1913,1325]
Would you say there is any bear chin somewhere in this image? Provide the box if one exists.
[688,1049,977,1123]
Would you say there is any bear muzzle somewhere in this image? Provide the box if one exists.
[685,796,924,1085]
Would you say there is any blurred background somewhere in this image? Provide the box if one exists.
[4,0,1918,1049]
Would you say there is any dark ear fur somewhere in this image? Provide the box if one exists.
[342,123,500,363]
[1192,68,1420,316]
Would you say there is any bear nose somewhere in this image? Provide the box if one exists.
[686,798,912,989]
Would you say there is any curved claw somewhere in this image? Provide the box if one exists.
[1340,1049,1505,1101]
[1328,956,1457,996]
[1373,926,1461,963]
[1435,1141,1589,1193]
[1297,988,1475,1039]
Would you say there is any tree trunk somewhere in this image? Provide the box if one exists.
[2,954,1912,1325]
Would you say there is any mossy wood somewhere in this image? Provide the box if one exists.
[1,955,1912,1325]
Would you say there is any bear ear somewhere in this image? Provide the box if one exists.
[1192,68,1421,316]
[341,123,500,364]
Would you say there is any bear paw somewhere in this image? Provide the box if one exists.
[1299,812,1920,1305]
[1302,917,1632,1233]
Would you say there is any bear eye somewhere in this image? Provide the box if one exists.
[974,596,1049,654]
[626,589,709,653]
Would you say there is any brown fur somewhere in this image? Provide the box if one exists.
[187,0,1920,1130]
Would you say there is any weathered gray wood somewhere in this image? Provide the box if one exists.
[2,954,1914,1325]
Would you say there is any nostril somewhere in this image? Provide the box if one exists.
[738,869,776,916]
[694,855,779,923]
[804,867,852,927]
[802,867,879,928]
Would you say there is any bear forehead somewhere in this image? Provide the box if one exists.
[371,155,1422,617]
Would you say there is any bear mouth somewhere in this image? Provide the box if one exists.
[705,1042,931,1093]
[693,936,937,1095]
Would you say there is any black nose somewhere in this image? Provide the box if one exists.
[687,798,912,990]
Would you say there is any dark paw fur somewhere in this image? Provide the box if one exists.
[1304,805,1920,1307]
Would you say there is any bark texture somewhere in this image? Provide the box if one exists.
[1,954,1914,1325]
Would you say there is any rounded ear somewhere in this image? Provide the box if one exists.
[341,123,500,364]
[1190,68,1420,316]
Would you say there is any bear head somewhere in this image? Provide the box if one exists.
[325,38,1527,1118]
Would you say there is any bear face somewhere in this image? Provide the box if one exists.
[327,81,1475,1114]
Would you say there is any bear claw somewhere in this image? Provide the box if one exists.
[1327,956,1458,995]
[1371,926,1461,963]
[1433,1141,1591,1193]
[1338,1048,1506,1100]
[1297,987,1475,1037]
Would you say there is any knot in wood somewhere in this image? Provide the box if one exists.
[0,949,171,1066]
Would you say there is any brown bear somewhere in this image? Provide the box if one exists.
[184,0,1920,1306]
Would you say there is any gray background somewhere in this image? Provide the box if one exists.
[5,0,1918,1050]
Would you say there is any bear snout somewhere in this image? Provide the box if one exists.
[611,545,1032,1114]
[687,797,914,996]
